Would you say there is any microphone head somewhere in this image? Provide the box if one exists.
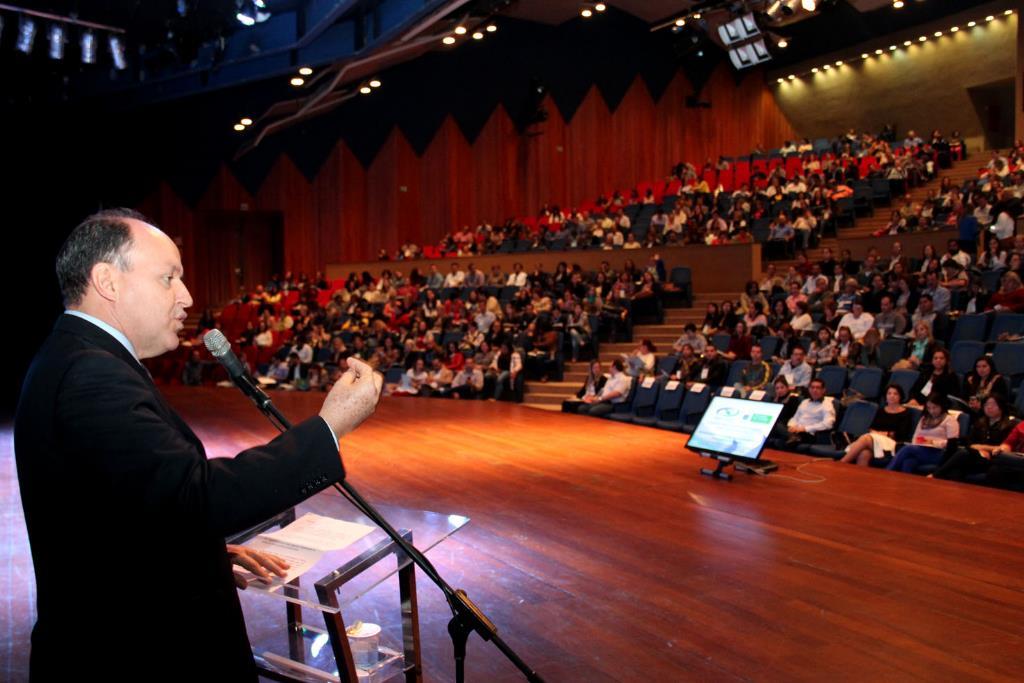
[203,329,231,358]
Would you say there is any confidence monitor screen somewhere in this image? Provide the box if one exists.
[685,396,784,462]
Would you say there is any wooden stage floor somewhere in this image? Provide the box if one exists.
[3,389,1024,681]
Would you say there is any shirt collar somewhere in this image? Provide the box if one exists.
[64,310,139,362]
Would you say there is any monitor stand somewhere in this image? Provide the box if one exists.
[698,453,734,481]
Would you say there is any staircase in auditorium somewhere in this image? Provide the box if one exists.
[523,152,986,411]
[772,153,981,270]
[523,291,739,410]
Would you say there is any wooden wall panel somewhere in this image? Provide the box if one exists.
[142,64,795,290]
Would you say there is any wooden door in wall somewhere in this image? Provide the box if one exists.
[195,210,284,310]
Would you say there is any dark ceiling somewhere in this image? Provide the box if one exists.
[0,0,1008,110]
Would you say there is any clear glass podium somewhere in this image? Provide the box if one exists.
[227,490,469,683]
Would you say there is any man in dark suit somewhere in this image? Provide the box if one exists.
[15,209,383,680]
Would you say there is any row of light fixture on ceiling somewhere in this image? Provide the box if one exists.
[440,21,498,45]
[1,13,127,68]
[233,67,383,131]
[580,3,608,18]
[775,9,1014,84]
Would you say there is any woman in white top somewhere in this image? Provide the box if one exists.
[790,301,814,333]
[625,339,656,377]
[394,358,429,396]
[887,393,959,472]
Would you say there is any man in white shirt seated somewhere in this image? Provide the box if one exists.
[837,298,875,341]
[783,378,836,448]
[577,359,632,418]
[449,358,485,399]
[443,263,465,288]
[776,346,812,389]
[506,263,528,288]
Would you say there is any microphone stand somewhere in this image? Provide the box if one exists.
[231,374,545,683]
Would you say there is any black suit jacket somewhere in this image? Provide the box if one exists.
[14,314,345,681]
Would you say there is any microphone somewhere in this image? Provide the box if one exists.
[203,330,278,416]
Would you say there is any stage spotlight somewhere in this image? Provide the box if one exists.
[290,76,304,86]
[48,24,64,60]
[595,3,606,11]
[369,78,381,88]
[240,117,253,126]
[442,35,456,45]
[359,85,371,94]
[581,8,592,17]
[16,17,36,54]
[109,35,127,70]
[486,24,497,32]
[236,1,269,26]
[81,31,96,63]
[472,31,483,39]
[298,66,313,76]
[454,25,467,34]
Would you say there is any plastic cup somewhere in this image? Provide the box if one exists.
[347,622,381,669]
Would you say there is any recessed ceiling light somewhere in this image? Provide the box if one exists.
[454,26,467,34]
[442,35,456,44]
[240,117,253,126]
[290,76,304,86]
[298,66,312,76]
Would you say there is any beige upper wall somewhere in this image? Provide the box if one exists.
[770,9,1017,153]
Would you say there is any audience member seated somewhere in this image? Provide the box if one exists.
[887,393,959,473]
[449,358,485,399]
[687,344,728,389]
[776,346,812,389]
[562,361,606,413]
[577,359,632,417]
[624,339,656,377]
[781,378,836,449]
[738,344,772,397]
[932,395,1015,482]
[839,384,914,466]
[907,348,960,407]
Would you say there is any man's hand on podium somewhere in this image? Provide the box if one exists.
[227,544,290,589]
